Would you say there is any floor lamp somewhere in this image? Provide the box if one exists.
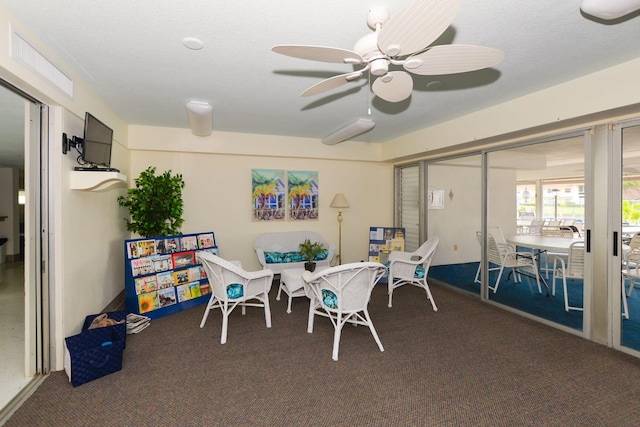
[330,193,350,265]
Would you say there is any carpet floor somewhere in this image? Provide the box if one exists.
[430,261,640,351]
[6,283,640,426]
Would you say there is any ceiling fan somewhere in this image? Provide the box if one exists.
[272,0,505,103]
[581,0,640,20]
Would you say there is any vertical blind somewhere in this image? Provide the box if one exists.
[399,165,420,252]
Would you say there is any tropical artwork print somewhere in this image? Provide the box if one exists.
[288,170,319,221]
[252,169,286,221]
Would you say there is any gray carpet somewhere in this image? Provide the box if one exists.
[6,282,640,426]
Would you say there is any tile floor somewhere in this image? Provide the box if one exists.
[0,261,28,410]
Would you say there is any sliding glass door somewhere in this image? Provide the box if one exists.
[617,121,640,353]
[485,135,587,331]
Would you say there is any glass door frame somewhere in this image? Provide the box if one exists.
[481,129,592,336]
[611,118,640,356]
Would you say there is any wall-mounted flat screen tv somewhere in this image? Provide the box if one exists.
[82,112,113,167]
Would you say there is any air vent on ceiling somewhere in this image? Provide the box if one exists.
[10,27,74,98]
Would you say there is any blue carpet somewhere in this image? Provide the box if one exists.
[429,261,640,351]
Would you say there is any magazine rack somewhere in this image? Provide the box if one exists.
[124,232,218,320]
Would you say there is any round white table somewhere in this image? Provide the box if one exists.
[505,235,585,296]
[277,266,328,313]
[507,235,583,254]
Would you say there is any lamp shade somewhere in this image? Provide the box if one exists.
[321,119,375,145]
[186,100,213,137]
[330,193,350,209]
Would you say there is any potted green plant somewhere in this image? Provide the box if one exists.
[299,238,325,272]
[117,166,185,238]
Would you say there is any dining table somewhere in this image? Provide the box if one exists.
[507,235,583,254]
[506,235,584,296]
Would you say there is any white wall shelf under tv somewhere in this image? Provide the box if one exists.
[70,171,127,191]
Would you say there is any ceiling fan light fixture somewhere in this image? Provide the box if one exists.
[370,58,390,76]
[580,0,640,19]
[186,100,213,137]
[321,119,375,145]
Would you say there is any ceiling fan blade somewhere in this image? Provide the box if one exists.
[377,0,462,57]
[403,44,505,75]
[300,71,363,97]
[272,45,364,64]
[372,71,413,102]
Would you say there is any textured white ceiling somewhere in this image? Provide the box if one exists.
[1,0,640,160]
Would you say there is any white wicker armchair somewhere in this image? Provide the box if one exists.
[196,251,274,344]
[387,237,439,311]
[303,262,386,361]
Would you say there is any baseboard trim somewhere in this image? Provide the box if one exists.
[103,290,126,312]
[0,374,47,425]
[5,254,22,262]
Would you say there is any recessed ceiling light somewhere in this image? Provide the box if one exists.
[426,81,443,89]
[182,37,204,50]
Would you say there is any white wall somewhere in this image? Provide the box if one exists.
[58,110,130,340]
[0,5,132,369]
[428,162,482,265]
[425,161,516,267]
[1,0,640,370]
[128,129,394,270]
[382,58,640,162]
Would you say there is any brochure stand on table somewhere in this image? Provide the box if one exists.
[367,226,405,283]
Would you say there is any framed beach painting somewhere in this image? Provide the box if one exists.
[288,170,318,221]
[252,169,286,221]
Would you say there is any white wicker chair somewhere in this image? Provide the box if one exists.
[196,251,274,344]
[387,237,439,311]
[303,262,386,361]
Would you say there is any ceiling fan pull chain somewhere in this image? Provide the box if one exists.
[368,72,372,115]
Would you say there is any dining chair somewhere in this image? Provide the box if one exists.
[526,219,545,235]
[196,251,274,344]
[474,232,541,293]
[552,241,585,312]
[622,251,640,305]
[542,220,563,236]
[387,237,439,311]
[622,233,640,297]
[302,262,386,361]
[488,225,507,243]
[543,229,574,282]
